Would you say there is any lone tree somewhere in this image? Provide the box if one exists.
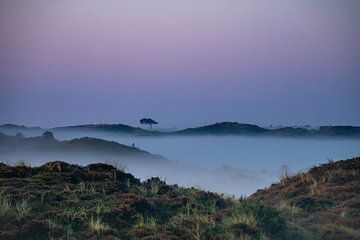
[140,118,158,128]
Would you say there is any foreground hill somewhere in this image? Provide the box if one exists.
[0,158,359,239]
[0,161,291,240]
[252,157,360,240]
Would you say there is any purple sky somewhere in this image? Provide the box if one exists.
[0,0,359,128]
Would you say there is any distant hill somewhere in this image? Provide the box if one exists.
[173,122,270,135]
[252,157,360,239]
[173,122,360,138]
[0,124,44,137]
[316,126,360,137]
[2,122,360,138]
[51,123,160,136]
[0,132,167,164]
[267,127,310,136]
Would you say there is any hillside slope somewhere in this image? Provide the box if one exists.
[174,122,270,135]
[252,157,360,240]
[0,132,167,166]
[0,158,359,239]
[51,123,160,136]
[0,124,44,137]
[0,161,291,240]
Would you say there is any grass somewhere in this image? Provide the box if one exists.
[62,206,87,224]
[309,176,319,195]
[15,198,31,221]
[89,215,109,234]
[223,212,258,228]
[340,208,360,218]
[135,214,157,228]
[277,200,300,217]
[138,185,148,196]
[1,158,358,239]
[252,157,360,240]
[0,191,31,221]
[169,212,215,240]
[149,181,160,195]
[0,190,12,217]
[78,181,97,194]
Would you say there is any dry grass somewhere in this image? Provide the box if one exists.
[277,200,300,217]
[223,212,258,229]
[89,215,109,234]
[0,191,12,217]
[15,198,31,221]
[150,181,160,195]
[135,214,157,228]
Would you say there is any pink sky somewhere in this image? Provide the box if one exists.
[0,0,359,128]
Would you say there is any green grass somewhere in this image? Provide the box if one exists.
[0,190,12,217]
[89,215,109,234]
[3,159,358,239]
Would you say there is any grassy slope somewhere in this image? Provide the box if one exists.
[0,158,359,239]
[0,161,291,240]
[251,157,360,240]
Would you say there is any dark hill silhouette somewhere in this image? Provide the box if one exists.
[175,122,360,138]
[0,124,44,137]
[51,123,161,136]
[2,122,360,138]
[268,127,310,136]
[0,132,167,164]
[317,125,360,137]
[173,122,270,135]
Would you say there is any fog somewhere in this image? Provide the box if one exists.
[1,128,359,196]
[28,130,357,196]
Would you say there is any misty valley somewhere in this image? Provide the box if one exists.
[1,123,359,196]
[1,122,360,239]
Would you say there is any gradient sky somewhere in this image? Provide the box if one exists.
[0,0,359,128]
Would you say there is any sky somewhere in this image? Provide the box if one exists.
[0,0,359,128]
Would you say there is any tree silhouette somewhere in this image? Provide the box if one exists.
[140,118,158,128]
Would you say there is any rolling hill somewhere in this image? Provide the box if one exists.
[0,157,359,239]
[0,131,167,165]
[251,157,360,240]
[1,122,360,138]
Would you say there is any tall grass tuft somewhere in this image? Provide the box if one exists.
[89,215,109,234]
[0,191,12,217]
[15,198,31,221]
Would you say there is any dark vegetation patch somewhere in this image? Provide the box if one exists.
[252,157,360,240]
[1,157,359,239]
[0,161,293,240]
